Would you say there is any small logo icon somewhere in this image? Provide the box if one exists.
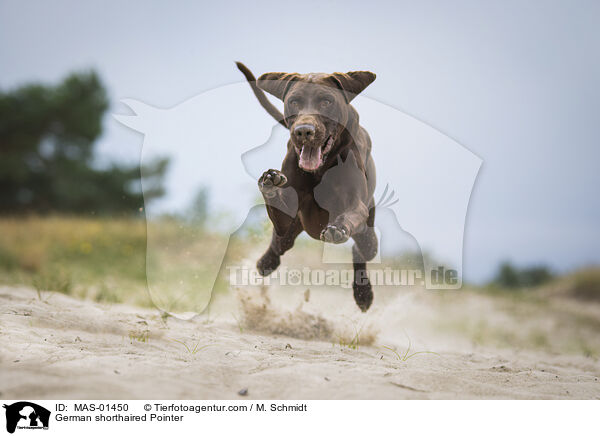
[3,402,50,434]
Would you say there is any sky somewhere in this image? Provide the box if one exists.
[1,0,599,282]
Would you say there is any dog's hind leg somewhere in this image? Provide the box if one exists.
[351,217,378,311]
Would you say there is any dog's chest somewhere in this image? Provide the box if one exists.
[298,198,329,240]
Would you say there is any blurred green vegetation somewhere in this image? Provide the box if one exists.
[0,216,244,308]
[0,71,168,215]
[0,216,149,305]
[0,70,260,311]
[1,214,600,360]
[549,268,600,302]
[490,261,553,289]
[1,215,599,304]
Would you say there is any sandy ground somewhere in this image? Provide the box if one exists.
[1,285,599,399]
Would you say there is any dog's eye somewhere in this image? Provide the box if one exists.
[289,99,300,108]
[320,99,332,107]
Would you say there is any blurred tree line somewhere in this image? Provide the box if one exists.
[0,71,168,215]
[491,261,553,289]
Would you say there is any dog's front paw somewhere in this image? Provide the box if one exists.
[320,224,349,244]
[258,169,287,198]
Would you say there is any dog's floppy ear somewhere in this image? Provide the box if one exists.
[257,72,300,101]
[329,71,376,103]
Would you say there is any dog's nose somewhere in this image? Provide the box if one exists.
[294,124,315,140]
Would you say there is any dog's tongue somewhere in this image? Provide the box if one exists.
[299,145,322,171]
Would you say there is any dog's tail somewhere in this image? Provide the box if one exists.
[236,62,287,128]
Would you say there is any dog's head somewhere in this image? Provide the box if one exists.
[257,70,375,172]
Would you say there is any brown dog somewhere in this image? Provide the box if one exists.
[237,62,378,311]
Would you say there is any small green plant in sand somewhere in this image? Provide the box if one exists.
[171,338,213,355]
[231,312,245,333]
[336,333,361,350]
[128,329,149,343]
[34,287,53,303]
[94,283,121,304]
[334,318,370,351]
[32,268,72,296]
[381,333,439,362]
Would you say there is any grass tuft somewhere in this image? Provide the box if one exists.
[381,332,440,362]
[171,338,213,355]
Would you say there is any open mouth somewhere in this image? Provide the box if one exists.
[298,136,334,172]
